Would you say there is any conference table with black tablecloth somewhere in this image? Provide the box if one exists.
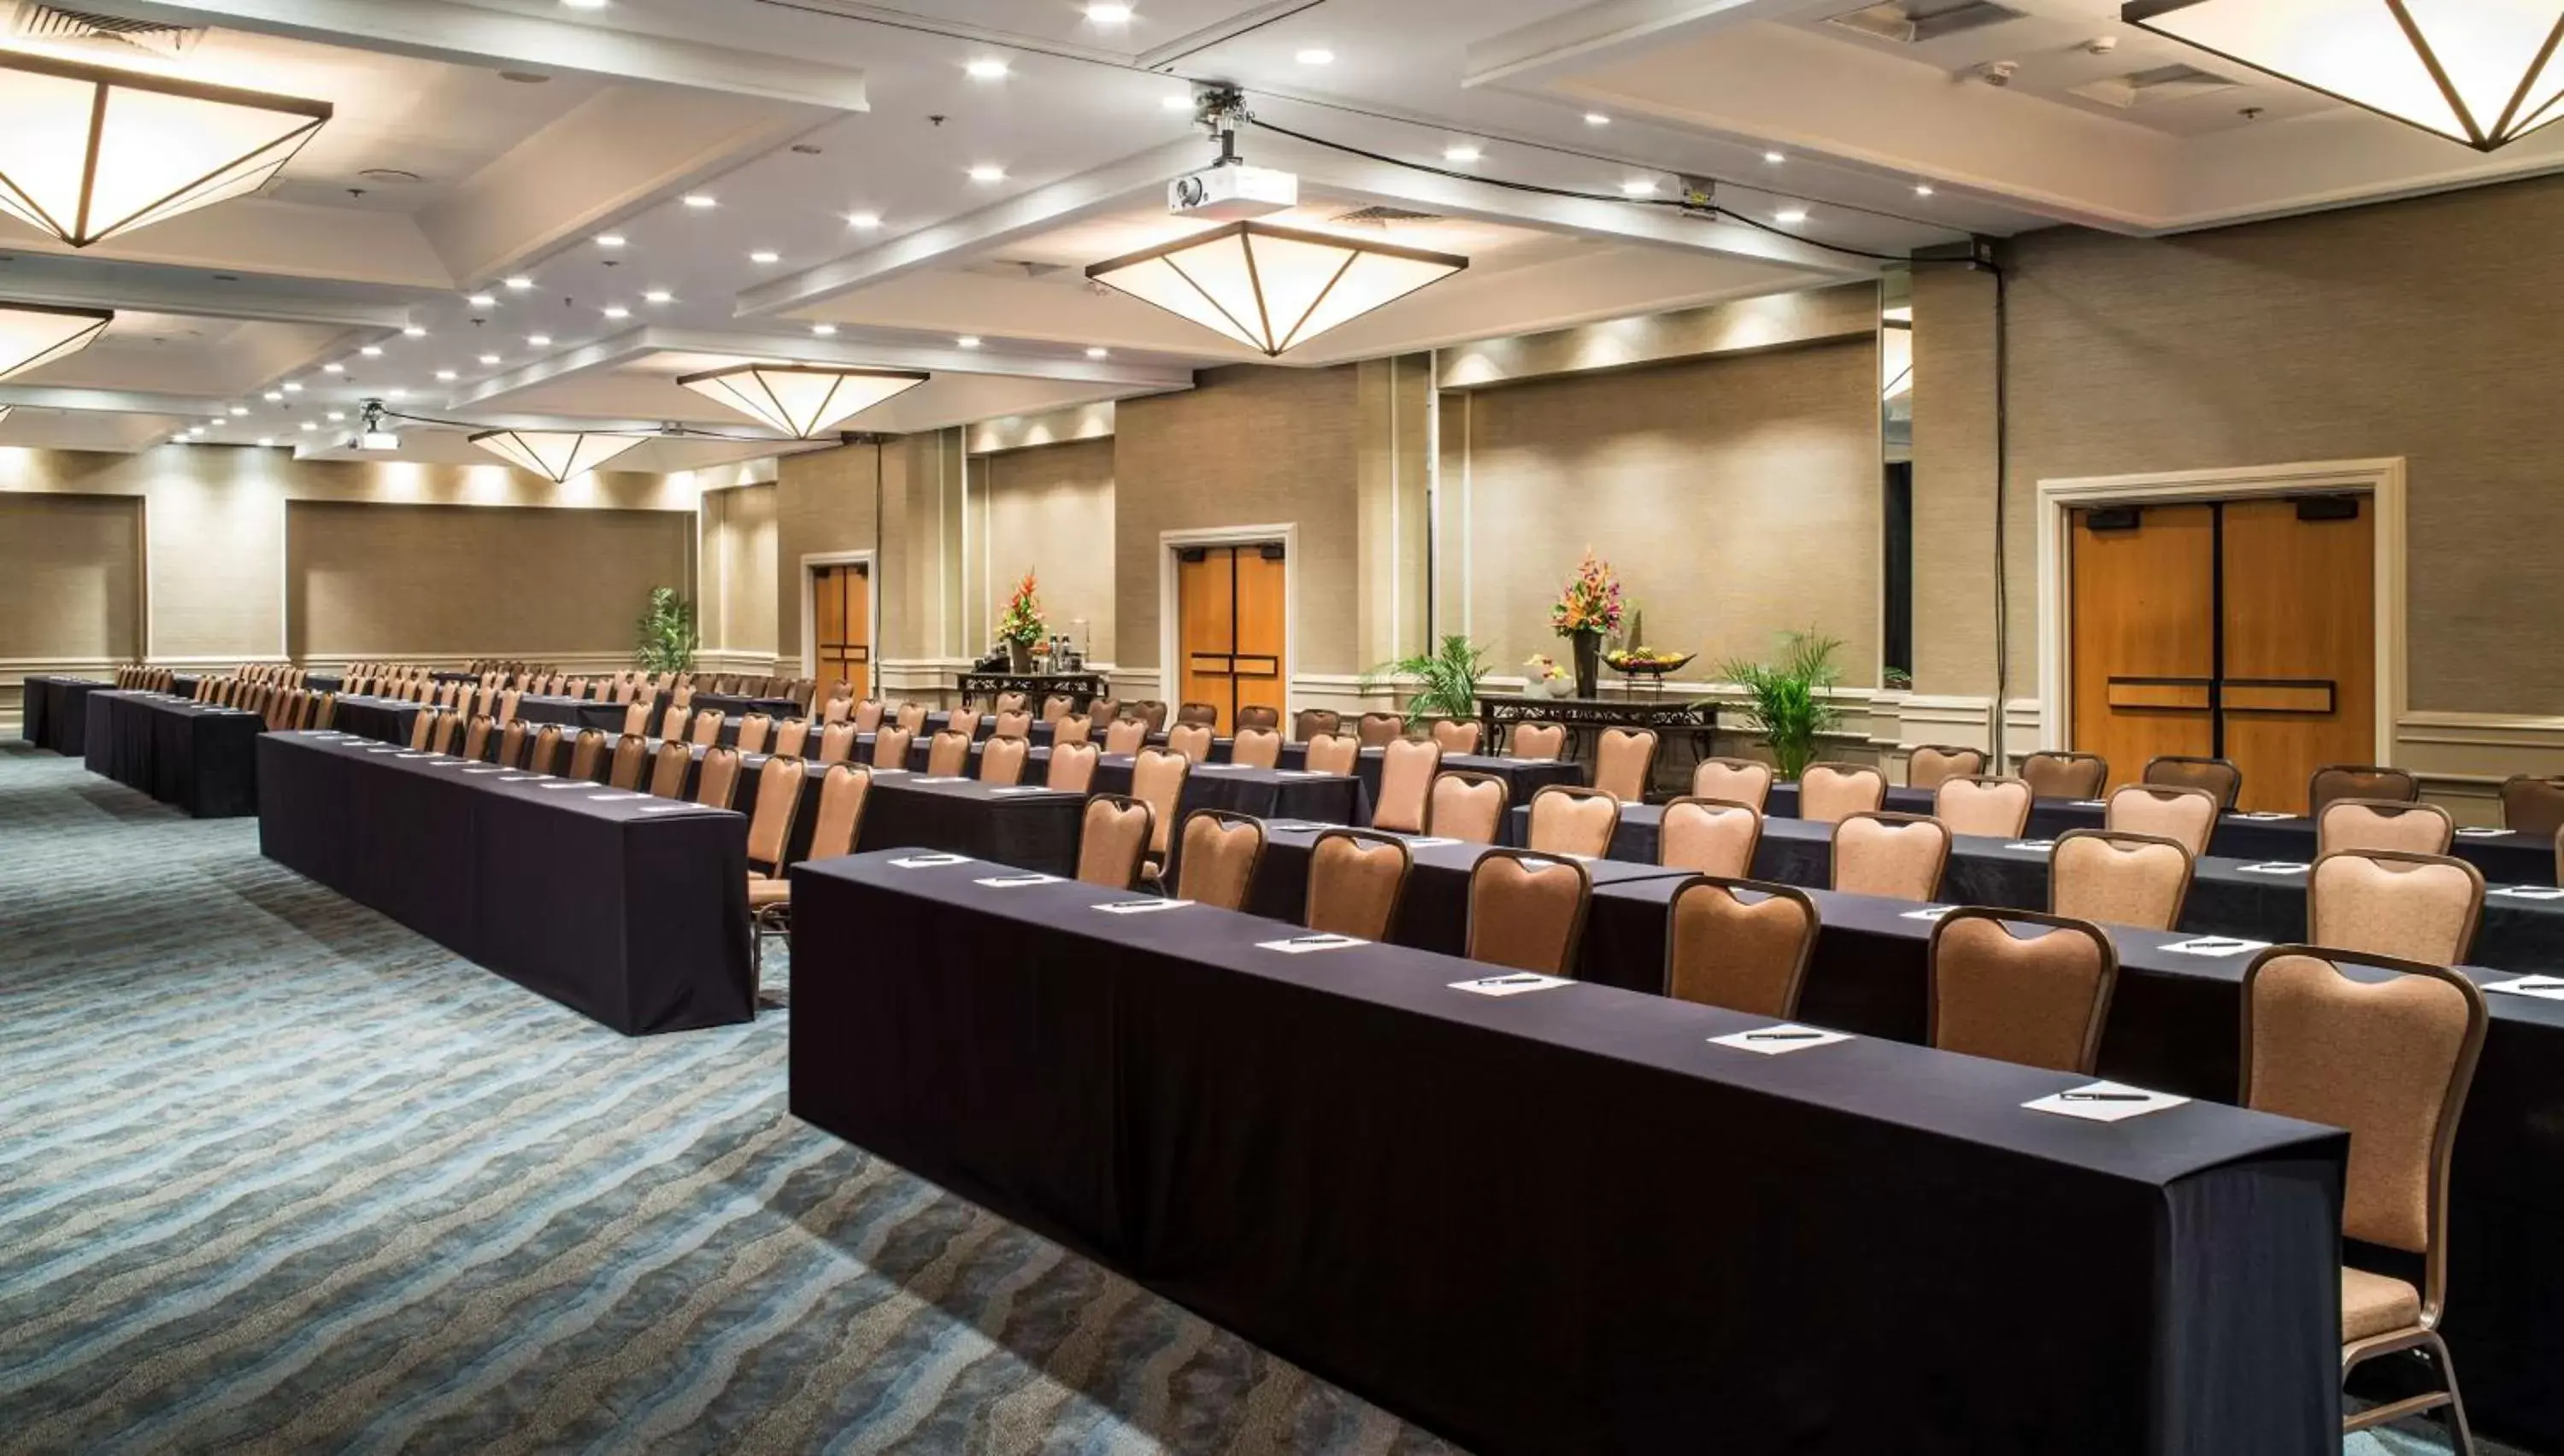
[1572,876,2564,1453]
[1762,782,2559,886]
[19,674,103,753]
[165,672,342,700]
[844,733,1368,830]
[1247,825,1691,954]
[657,744,1090,873]
[330,694,426,746]
[1512,803,2564,972]
[791,850,2345,1456]
[257,731,753,1033]
[79,691,263,817]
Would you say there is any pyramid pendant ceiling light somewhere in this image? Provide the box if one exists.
[2126,0,2564,151]
[1085,220,1468,356]
[0,301,112,379]
[468,429,649,484]
[0,51,332,248]
[675,362,932,439]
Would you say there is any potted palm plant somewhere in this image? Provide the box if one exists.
[1719,627,1845,780]
[634,585,698,675]
[997,570,1046,673]
[1362,634,1489,729]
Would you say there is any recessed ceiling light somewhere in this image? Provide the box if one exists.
[479,354,502,365]
[847,210,881,229]
[326,411,345,421]
[1584,112,1610,126]
[749,250,779,264]
[562,0,607,9]
[1295,47,1333,65]
[811,323,837,336]
[300,420,316,431]
[503,276,534,290]
[228,406,248,416]
[1443,144,1482,162]
[1775,206,1808,224]
[1914,182,1936,197]
[1085,346,1109,359]
[1086,2,1133,21]
[643,290,673,304]
[361,345,384,356]
[1620,179,1657,197]
[1161,93,1193,111]
[466,294,496,308]
[527,334,551,346]
[602,305,629,319]
[966,57,1010,80]
[683,194,716,208]
[256,436,273,446]
[264,390,283,401]
[402,325,426,338]
[385,388,407,400]
[282,381,302,393]
[323,362,344,374]
[956,335,981,349]
[596,232,626,248]
[1764,150,1785,164]
[967,164,1006,183]
[435,368,457,381]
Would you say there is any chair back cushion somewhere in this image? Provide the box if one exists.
[1908,745,1987,790]
[2310,763,2420,814]
[1431,719,1484,754]
[1508,722,1566,760]
[2104,784,2218,857]
[871,725,913,770]
[745,755,805,867]
[926,730,973,777]
[1593,728,1658,804]
[1692,758,1773,811]
[1800,763,1886,825]
[1667,878,1817,1017]
[1373,738,1443,833]
[1053,714,1092,747]
[736,713,772,754]
[1356,712,1403,749]
[1232,727,1282,769]
[2497,774,2564,838]
[1131,749,1190,854]
[1307,831,1410,941]
[1934,776,2033,839]
[979,735,1030,786]
[1076,796,1152,889]
[1178,813,1266,910]
[1104,717,1150,755]
[1467,851,1591,975]
[2049,831,2192,931]
[1428,773,1508,844]
[809,766,872,858]
[1047,742,1101,792]
[1659,797,1761,878]
[1167,723,1215,762]
[649,742,692,798]
[2143,754,2242,808]
[2316,799,2454,858]
[1293,707,1342,742]
[2309,851,2485,966]
[695,747,743,808]
[1832,812,1951,900]
[772,719,809,757]
[1303,734,1360,776]
[1526,786,1620,859]
[2020,751,2108,800]
[1930,911,2117,1074]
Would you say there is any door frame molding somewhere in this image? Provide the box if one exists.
[1158,523,1297,722]
[2035,457,2406,763]
[797,549,880,686]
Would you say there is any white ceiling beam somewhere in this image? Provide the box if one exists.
[68,0,868,109]
[1462,0,1779,89]
[0,385,231,415]
[0,255,420,330]
[732,138,1208,319]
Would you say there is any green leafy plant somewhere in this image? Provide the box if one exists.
[1363,634,1490,728]
[997,569,1047,644]
[1719,627,1845,780]
[634,585,699,674]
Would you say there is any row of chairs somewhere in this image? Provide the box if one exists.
[191,676,338,731]
[109,665,175,692]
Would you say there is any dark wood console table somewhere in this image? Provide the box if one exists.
[1478,694,1719,797]
[957,670,1108,710]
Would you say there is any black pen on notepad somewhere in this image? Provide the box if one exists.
[1475,975,1543,987]
[2514,978,2564,992]
[1745,1030,1822,1042]
[1284,933,1344,945]
[2061,1091,2150,1103]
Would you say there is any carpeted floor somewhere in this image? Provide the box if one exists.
[0,743,2526,1455]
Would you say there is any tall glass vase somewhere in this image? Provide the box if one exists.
[1008,639,1033,673]
[1571,630,1602,699]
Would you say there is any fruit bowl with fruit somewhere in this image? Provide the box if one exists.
[1603,647,1693,679]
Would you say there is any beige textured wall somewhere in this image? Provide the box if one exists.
[0,493,143,660]
[1113,364,1362,677]
[1455,338,1883,682]
[772,439,882,666]
[1909,264,2000,700]
[286,502,692,658]
[1980,175,2564,714]
[977,437,1115,662]
[701,482,779,659]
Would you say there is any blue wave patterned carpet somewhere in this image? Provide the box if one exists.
[0,745,2521,1455]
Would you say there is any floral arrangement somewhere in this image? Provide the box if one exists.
[997,570,1046,644]
[1524,653,1569,683]
[1550,549,1624,639]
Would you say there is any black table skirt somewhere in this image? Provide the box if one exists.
[259,732,753,1033]
[1247,827,1691,956]
[791,853,2344,1456]
[79,691,262,817]
[1764,783,2559,887]
[332,696,425,746]
[21,675,103,754]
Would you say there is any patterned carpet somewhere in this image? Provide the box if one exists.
[0,744,2522,1455]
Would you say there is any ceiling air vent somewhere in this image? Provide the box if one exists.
[9,3,205,57]
[1826,0,2025,44]
[2069,63,2240,109]
[962,259,1070,281]
[1331,206,1444,227]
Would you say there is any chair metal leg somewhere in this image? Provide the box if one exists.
[2424,1332,2475,1456]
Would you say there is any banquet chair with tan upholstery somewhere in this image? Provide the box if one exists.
[2308,850,2485,966]
[854,700,887,733]
[1526,784,1620,860]
[618,702,649,737]
[408,707,444,752]
[979,734,1029,786]
[1303,734,1359,776]
[1800,762,1887,825]
[1907,746,1987,790]
[2144,754,2243,809]
[311,692,337,731]
[1692,758,1773,812]
[744,754,809,975]
[771,719,809,757]
[1237,705,1280,733]
[689,710,726,748]
[563,729,605,781]
[1053,713,1092,747]
[1178,811,1265,911]
[735,713,772,755]
[694,746,744,809]
[495,719,530,770]
[605,735,647,789]
[1131,749,1190,883]
[1076,796,1154,891]
[1664,876,1820,1017]
[822,696,853,725]
[994,709,1033,740]
[1928,908,2118,1074]
[895,702,927,735]
[1467,849,1592,977]
[648,741,692,798]
[2310,764,2420,815]
[496,689,521,727]
[1431,719,1484,755]
[1832,812,1952,901]
[1131,701,1170,733]
[1372,738,1444,834]
[1306,829,1411,941]
[2497,775,2564,838]
[1591,729,1659,804]
[1293,707,1342,743]
[1427,772,1509,845]
[1508,721,1567,760]
[2020,750,2109,801]
[994,690,1029,715]
[1178,702,1220,727]
[2240,945,2486,1453]
[806,765,869,860]
[926,730,972,778]
[1103,717,1150,755]
[1934,775,2034,840]
[2049,829,2194,931]
[2317,799,2455,858]
[1166,722,1215,763]
[2105,784,2220,858]
[947,708,983,739]
[1659,796,1762,878]
[1232,727,1283,769]
[657,704,687,741]
[1048,741,1100,792]
[1042,693,1076,722]
[1087,698,1120,730]
[1356,712,1404,749]
[814,722,856,766]
[871,725,913,772]
[462,716,495,763]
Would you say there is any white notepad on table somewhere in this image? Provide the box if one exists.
[2485,976,2564,1002]
[2024,1081,2189,1123]
[2236,862,2311,876]
[1258,933,1365,954]
[2159,936,2271,958]
[1094,899,1192,914]
[889,853,969,868]
[1709,1024,1852,1055]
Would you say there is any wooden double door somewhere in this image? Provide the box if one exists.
[812,561,871,702]
[2069,496,2373,814]
[1176,543,1285,734]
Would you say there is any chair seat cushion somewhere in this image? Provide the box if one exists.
[2342,1266,2421,1342]
[747,877,793,907]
